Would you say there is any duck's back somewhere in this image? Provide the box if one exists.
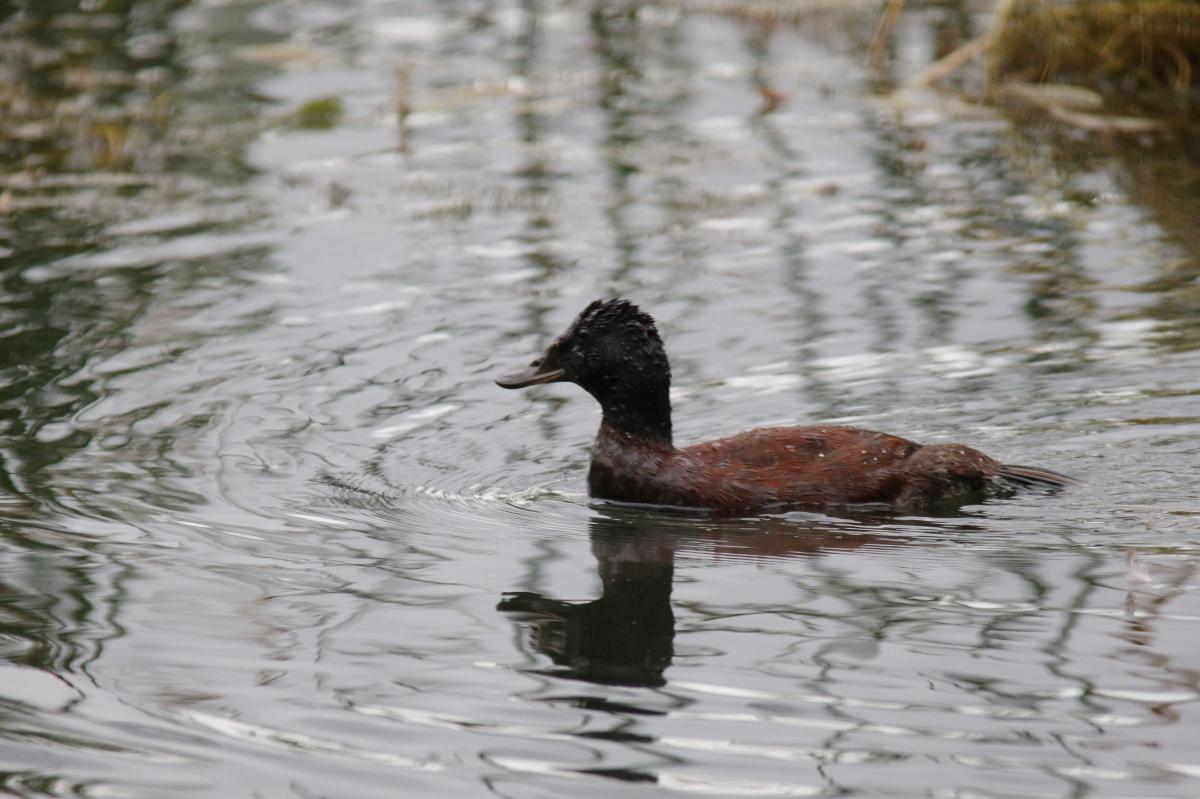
[664,425,1003,513]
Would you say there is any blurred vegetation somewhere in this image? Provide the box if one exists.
[991,0,1200,97]
[0,0,187,177]
[1,0,239,508]
[669,0,1200,129]
[989,0,1200,125]
[294,96,344,130]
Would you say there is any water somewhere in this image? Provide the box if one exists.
[2,2,1199,797]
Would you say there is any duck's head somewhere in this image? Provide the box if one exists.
[496,298,673,439]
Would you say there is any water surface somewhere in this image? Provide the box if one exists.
[2,2,1199,797]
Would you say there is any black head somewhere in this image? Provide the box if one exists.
[496,299,673,441]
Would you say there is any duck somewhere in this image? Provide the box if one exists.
[496,298,1074,515]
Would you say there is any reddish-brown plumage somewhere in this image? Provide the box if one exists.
[589,422,1004,514]
[497,299,1073,515]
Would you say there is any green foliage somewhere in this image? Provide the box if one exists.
[294,96,343,130]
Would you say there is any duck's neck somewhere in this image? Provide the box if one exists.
[595,381,674,448]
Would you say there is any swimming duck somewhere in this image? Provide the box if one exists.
[496,299,1073,514]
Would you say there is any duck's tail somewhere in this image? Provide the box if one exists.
[997,464,1078,491]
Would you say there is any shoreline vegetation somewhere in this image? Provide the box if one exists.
[656,0,1199,132]
[919,0,1200,132]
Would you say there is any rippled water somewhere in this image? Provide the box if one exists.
[2,2,1199,797]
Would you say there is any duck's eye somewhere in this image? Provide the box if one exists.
[530,358,542,367]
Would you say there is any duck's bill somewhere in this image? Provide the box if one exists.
[495,363,566,389]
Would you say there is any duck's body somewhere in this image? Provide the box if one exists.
[591,422,996,514]
[498,299,1072,515]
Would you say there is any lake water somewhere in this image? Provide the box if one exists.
[2,2,1199,797]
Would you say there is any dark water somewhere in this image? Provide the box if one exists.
[3,2,1199,797]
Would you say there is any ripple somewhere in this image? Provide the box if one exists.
[1092,688,1200,704]
[666,683,1152,732]
[179,710,441,771]
[0,664,80,711]
[484,755,826,797]
[353,703,573,742]
[26,229,279,277]
[659,735,902,765]
[657,773,823,797]
[722,373,803,394]
[371,404,461,439]
[313,465,589,550]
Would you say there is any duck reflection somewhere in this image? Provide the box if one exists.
[499,506,901,687]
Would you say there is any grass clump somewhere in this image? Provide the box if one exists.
[294,96,343,130]
[990,0,1200,116]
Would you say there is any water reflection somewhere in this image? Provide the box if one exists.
[501,507,896,688]
[744,22,843,418]
[0,0,184,175]
[591,4,650,282]
[500,512,677,687]
[0,0,265,515]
